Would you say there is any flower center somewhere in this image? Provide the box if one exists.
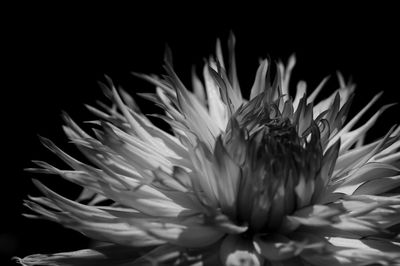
[233,115,323,234]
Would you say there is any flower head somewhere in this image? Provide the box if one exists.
[17,34,400,266]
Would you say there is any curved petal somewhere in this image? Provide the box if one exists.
[353,175,400,195]
[15,244,153,266]
[25,182,166,247]
[203,61,228,130]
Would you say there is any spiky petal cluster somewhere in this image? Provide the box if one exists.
[18,35,400,266]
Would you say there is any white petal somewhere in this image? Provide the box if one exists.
[326,92,382,150]
[192,67,206,106]
[313,82,355,120]
[280,54,296,101]
[334,162,399,195]
[203,63,228,130]
[339,104,394,153]
[250,59,269,99]
[293,81,307,111]
[307,76,330,104]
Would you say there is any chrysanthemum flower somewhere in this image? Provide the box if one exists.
[17,34,400,266]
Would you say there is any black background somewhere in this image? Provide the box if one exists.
[3,4,400,265]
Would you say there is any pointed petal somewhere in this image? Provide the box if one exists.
[250,59,269,99]
[307,76,330,104]
[16,244,152,266]
[313,140,340,203]
[339,104,394,153]
[334,162,399,195]
[192,66,206,106]
[203,63,228,130]
[326,92,383,149]
[293,81,307,111]
[212,137,241,218]
[227,32,241,97]
[353,174,400,195]
[208,64,242,114]
[280,54,296,100]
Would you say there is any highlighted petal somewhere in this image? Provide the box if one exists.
[203,63,228,130]
[250,59,269,99]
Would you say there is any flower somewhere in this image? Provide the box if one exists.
[17,34,400,266]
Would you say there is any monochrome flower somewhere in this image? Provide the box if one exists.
[17,34,400,266]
